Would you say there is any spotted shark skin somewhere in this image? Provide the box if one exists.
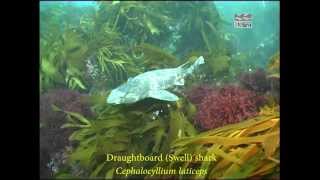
[107,56,205,104]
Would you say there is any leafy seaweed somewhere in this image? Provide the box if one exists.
[163,105,280,179]
[133,43,180,70]
[267,51,280,78]
[40,2,279,179]
[58,97,198,178]
[174,2,226,57]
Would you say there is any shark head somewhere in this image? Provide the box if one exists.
[106,88,126,104]
[106,83,140,104]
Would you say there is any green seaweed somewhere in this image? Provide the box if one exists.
[174,2,225,57]
[96,1,173,47]
[40,36,66,91]
[58,96,198,178]
[40,2,279,179]
[62,28,89,70]
[40,3,141,92]
[267,51,280,78]
[133,43,180,70]
[40,1,230,93]
[208,55,231,77]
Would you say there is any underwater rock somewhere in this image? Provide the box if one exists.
[192,85,266,131]
[40,135,53,178]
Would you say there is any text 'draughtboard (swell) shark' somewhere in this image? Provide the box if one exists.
[107,56,205,104]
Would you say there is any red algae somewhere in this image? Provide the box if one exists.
[187,85,266,131]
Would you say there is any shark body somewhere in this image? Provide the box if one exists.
[107,56,205,104]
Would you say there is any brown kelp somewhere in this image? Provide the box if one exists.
[56,99,279,179]
[267,52,280,103]
[205,53,232,83]
[40,1,231,92]
[149,105,279,179]
[132,43,180,70]
[40,2,280,179]
[96,1,174,48]
[40,3,96,92]
[174,2,227,57]
[267,51,280,78]
[55,98,198,178]
[40,3,138,92]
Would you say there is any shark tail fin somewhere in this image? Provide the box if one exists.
[183,56,205,75]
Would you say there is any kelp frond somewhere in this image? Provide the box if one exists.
[58,97,198,179]
[152,105,279,179]
[133,43,180,70]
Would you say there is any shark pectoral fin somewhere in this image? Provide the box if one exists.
[149,90,179,101]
